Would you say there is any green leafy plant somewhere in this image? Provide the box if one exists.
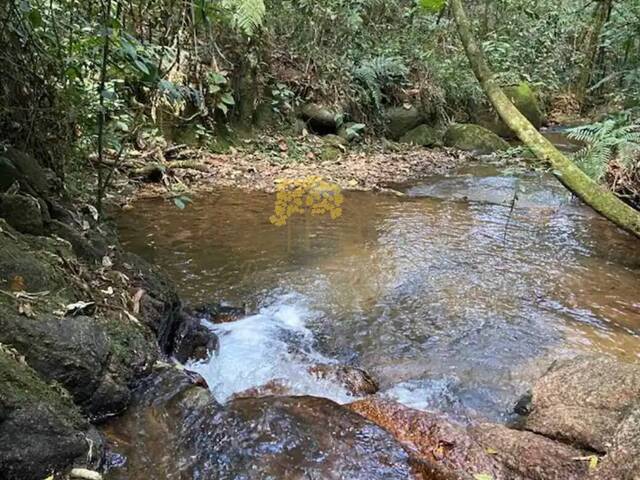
[567,118,640,181]
[353,56,409,114]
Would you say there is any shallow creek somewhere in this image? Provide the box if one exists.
[116,163,640,426]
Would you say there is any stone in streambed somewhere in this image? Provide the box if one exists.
[299,103,342,134]
[308,363,379,396]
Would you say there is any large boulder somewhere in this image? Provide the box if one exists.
[299,103,342,134]
[0,148,53,198]
[349,398,591,480]
[524,356,640,452]
[104,369,424,480]
[589,407,640,480]
[400,124,443,147]
[0,348,93,480]
[470,423,589,480]
[443,123,510,154]
[386,106,425,140]
[479,82,545,138]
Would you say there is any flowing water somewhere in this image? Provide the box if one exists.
[117,164,640,423]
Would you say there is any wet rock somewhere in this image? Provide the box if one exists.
[400,124,443,147]
[231,378,291,399]
[0,348,90,480]
[524,356,640,452]
[470,423,590,480]
[443,123,510,154]
[193,302,246,324]
[104,371,422,480]
[348,399,503,478]
[299,103,341,134]
[386,106,425,140]
[172,310,218,363]
[308,363,379,396]
[590,407,640,480]
[0,193,46,235]
[102,367,218,480]
[115,251,181,355]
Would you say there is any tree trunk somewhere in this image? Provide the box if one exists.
[575,0,613,106]
[449,0,640,238]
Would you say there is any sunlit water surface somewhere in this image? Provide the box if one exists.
[117,165,640,422]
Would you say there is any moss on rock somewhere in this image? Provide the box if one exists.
[444,123,510,153]
[399,124,442,147]
[385,106,424,140]
[480,82,545,137]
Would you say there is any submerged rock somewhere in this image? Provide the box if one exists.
[524,355,640,452]
[104,370,423,480]
[443,123,510,154]
[400,124,442,147]
[386,106,425,140]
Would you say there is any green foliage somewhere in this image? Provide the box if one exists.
[353,56,409,114]
[223,0,266,36]
[568,115,640,181]
[417,0,447,14]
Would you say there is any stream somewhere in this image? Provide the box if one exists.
[116,163,640,427]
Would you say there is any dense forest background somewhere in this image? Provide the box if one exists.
[1,0,639,210]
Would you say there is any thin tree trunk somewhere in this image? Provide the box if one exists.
[575,0,613,106]
[449,0,640,238]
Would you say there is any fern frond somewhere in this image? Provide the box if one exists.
[223,0,265,36]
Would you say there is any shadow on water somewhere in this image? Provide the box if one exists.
[117,165,640,422]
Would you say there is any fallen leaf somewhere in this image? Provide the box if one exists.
[18,302,34,317]
[101,286,114,296]
[473,475,494,480]
[588,455,599,470]
[485,447,498,455]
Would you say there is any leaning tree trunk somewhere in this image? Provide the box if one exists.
[449,0,640,238]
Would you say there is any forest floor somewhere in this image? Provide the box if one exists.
[117,134,476,205]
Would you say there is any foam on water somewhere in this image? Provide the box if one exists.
[187,295,358,404]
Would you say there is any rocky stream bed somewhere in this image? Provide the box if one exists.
[1,146,640,480]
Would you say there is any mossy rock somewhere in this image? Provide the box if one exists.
[385,106,424,140]
[444,123,510,154]
[253,102,274,129]
[480,83,545,138]
[0,348,89,480]
[399,124,442,147]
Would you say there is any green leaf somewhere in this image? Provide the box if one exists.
[217,103,229,115]
[417,0,447,13]
[173,198,186,209]
[588,455,599,471]
[221,93,235,105]
[133,59,150,75]
[28,9,43,28]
